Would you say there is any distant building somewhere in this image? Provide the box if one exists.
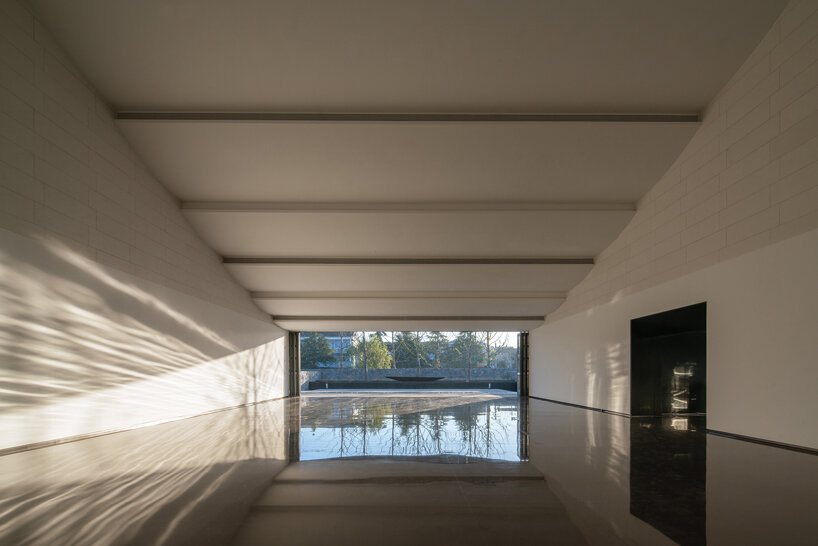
[320,331,355,368]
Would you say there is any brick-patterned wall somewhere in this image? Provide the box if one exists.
[0,0,267,321]
[551,0,818,321]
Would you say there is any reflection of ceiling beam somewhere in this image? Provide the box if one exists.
[225,257,594,265]
[117,112,700,122]
[181,201,635,212]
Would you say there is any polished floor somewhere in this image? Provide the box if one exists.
[1,392,816,545]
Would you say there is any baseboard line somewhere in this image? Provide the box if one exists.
[706,429,818,456]
[528,395,630,417]
[528,396,817,455]
[0,395,289,458]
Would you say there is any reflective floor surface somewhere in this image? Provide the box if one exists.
[1,391,816,545]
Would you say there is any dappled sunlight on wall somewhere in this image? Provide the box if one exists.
[0,400,289,545]
[0,229,286,449]
[605,342,628,413]
[47,237,241,352]
[581,340,628,414]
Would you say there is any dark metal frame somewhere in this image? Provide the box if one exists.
[518,332,529,397]
[288,331,300,397]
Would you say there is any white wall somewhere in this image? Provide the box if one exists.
[0,0,288,449]
[0,226,289,451]
[0,0,268,319]
[531,228,818,448]
[531,0,818,449]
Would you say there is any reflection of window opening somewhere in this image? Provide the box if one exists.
[299,398,523,461]
[673,364,695,376]
[671,363,696,411]
[670,417,689,431]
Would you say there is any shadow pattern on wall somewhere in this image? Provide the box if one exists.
[0,230,285,449]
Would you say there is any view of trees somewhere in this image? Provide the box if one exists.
[491,346,518,368]
[424,331,449,368]
[300,333,335,369]
[347,333,392,369]
[394,331,424,368]
[301,331,518,370]
[445,332,485,368]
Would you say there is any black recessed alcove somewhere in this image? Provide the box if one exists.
[630,302,706,416]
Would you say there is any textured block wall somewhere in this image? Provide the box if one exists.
[551,0,818,321]
[0,0,288,449]
[0,0,267,320]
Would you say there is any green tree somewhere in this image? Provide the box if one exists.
[422,332,449,368]
[348,334,393,369]
[394,331,422,368]
[493,345,518,369]
[300,333,335,369]
[445,332,485,368]
[363,403,391,431]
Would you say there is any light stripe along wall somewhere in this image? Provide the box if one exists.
[531,0,818,450]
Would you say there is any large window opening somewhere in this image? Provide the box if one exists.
[299,331,520,391]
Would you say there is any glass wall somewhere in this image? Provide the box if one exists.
[299,331,519,384]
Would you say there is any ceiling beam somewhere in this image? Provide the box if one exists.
[225,257,594,265]
[251,291,566,299]
[117,112,699,123]
[271,315,544,321]
[182,201,635,212]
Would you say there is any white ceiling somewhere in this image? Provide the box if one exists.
[117,120,696,202]
[273,317,546,333]
[26,0,787,330]
[182,209,635,258]
[30,0,785,113]
[226,263,594,292]
[254,296,563,317]
[113,118,695,328]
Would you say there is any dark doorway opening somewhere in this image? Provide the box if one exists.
[630,302,706,416]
